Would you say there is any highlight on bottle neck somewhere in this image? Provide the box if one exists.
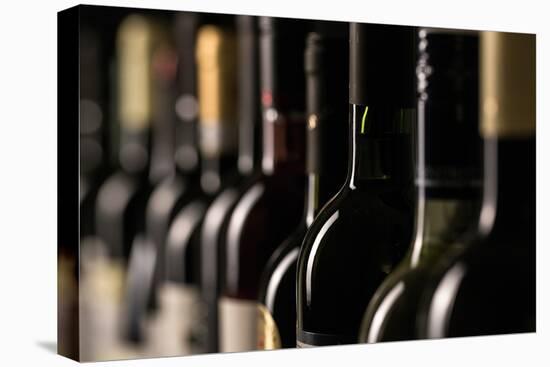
[480,31,535,139]
[416,28,482,190]
[196,24,238,160]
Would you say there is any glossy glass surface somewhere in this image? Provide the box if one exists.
[256,28,349,348]
[360,198,480,342]
[418,139,536,338]
[359,29,483,343]
[296,104,414,346]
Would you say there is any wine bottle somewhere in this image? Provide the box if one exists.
[79,14,167,361]
[138,13,203,358]
[77,25,109,360]
[79,25,110,238]
[220,17,309,353]
[75,7,130,361]
[123,30,180,342]
[359,28,482,343]
[159,21,238,355]
[78,4,129,247]
[296,23,416,347]
[257,24,348,349]
[147,12,203,309]
[417,31,536,338]
[59,7,86,360]
[199,15,261,354]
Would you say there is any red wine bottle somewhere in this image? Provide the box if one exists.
[198,15,262,354]
[159,19,239,355]
[256,23,348,349]
[82,14,167,360]
[296,23,416,347]
[219,17,310,352]
[417,31,536,339]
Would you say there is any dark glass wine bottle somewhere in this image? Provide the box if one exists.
[76,8,129,361]
[296,23,416,347]
[256,24,348,350]
[145,13,201,279]
[63,16,111,362]
[122,31,180,349]
[79,25,110,239]
[139,13,203,358]
[199,15,261,354]
[219,17,309,353]
[359,28,482,343]
[159,21,238,356]
[416,31,536,339]
[81,14,166,361]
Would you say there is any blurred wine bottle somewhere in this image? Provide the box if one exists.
[256,23,348,349]
[60,9,103,361]
[219,17,310,353]
[198,15,261,354]
[139,12,203,358]
[296,23,416,347]
[121,19,181,352]
[79,26,110,238]
[80,14,169,361]
[75,7,132,361]
[159,18,238,355]
[359,28,482,343]
[417,31,535,339]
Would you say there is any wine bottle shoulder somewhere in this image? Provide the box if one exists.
[296,179,414,341]
[95,170,152,259]
[298,186,413,267]
[145,175,188,237]
[258,224,307,305]
[224,173,304,299]
[359,259,431,343]
[96,171,142,214]
[418,234,535,339]
[164,198,208,284]
[226,174,305,248]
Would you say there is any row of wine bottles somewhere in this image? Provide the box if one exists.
[69,6,535,361]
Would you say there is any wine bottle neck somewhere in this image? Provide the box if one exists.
[347,104,414,190]
[301,29,349,227]
[478,137,535,241]
[238,118,261,176]
[259,18,307,177]
[406,29,483,267]
[149,52,178,184]
[196,25,238,193]
[173,14,200,176]
[409,191,479,267]
[261,110,305,176]
[303,110,347,227]
[304,174,320,227]
[237,16,261,176]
